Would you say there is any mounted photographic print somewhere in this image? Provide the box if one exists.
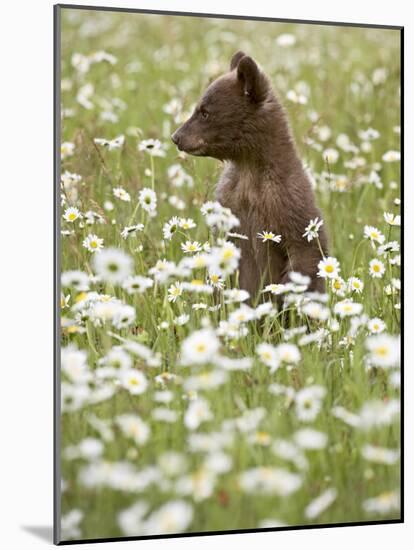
[54,4,403,545]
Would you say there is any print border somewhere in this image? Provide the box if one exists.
[53,4,404,545]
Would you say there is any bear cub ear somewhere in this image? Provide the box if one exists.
[229,50,246,71]
[236,55,268,103]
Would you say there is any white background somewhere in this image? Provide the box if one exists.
[0,0,410,548]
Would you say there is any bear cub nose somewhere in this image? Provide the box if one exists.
[171,131,180,147]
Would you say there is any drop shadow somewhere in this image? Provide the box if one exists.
[22,525,53,543]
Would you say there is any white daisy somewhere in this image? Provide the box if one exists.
[61,141,75,159]
[276,343,301,364]
[184,398,213,430]
[347,276,364,294]
[305,488,337,520]
[82,233,104,253]
[61,270,90,291]
[276,33,296,47]
[378,241,400,256]
[382,150,400,162]
[208,273,225,289]
[295,386,326,422]
[317,256,340,279]
[301,301,330,321]
[120,224,144,239]
[223,288,250,304]
[363,491,400,515]
[209,242,241,276]
[138,138,166,157]
[303,217,324,242]
[257,343,279,372]
[334,299,363,317]
[122,275,153,294]
[365,333,400,368]
[113,187,131,202]
[119,369,148,395]
[257,231,282,243]
[331,277,346,296]
[364,225,385,245]
[63,206,82,223]
[367,318,386,334]
[138,188,157,213]
[112,304,136,329]
[144,500,193,535]
[383,212,401,226]
[369,258,385,278]
[239,467,302,496]
[92,247,133,284]
[181,329,220,365]
[174,313,190,326]
[179,217,196,230]
[99,347,132,370]
[116,414,150,445]
[361,445,400,465]
[262,283,288,295]
[168,282,183,303]
[94,135,125,150]
[294,428,327,449]
[323,148,339,164]
[181,241,202,254]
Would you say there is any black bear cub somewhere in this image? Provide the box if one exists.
[172,51,328,299]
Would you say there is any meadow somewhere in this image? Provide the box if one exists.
[58,8,401,542]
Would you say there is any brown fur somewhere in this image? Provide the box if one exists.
[172,51,328,300]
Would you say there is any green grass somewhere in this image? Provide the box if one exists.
[59,8,401,541]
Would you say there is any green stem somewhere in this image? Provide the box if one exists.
[316,236,326,259]
[351,238,365,274]
[150,155,155,191]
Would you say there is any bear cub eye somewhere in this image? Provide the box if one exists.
[200,107,209,120]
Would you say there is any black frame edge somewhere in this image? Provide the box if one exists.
[53,3,62,546]
[55,3,403,30]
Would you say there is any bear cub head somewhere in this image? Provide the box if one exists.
[171,51,273,161]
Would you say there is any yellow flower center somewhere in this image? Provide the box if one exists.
[129,425,140,436]
[196,343,206,353]
[222,249,234,260]
[75,292,87,303]
[68,213,76,221]
[256,431,270,443]
[325,265,334,273]
[375,346,389,357]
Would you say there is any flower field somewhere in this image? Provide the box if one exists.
[58,8,401,541]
